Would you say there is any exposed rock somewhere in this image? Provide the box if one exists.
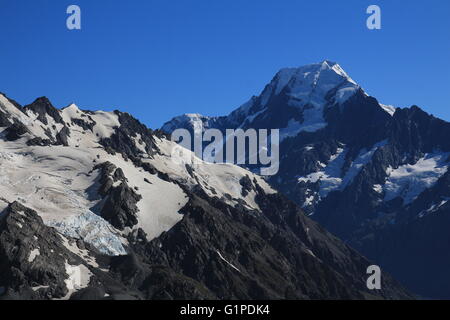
[4,121,30,141]
[55,126,71,146]
[135,188,413,300]
[0,109,12,127]
[93,162,142,230]
[23,97,64,125]
[0,202,77,299]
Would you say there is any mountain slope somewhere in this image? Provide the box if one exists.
[162,60,450,298]
[0,92,411,300]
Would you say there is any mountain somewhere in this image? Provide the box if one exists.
[162,60,450,299]
[0,92,411,300]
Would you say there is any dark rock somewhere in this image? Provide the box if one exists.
[26,137,52,147]
[0,202,74,299]
[0,110,12,127]
[23,97,64,125]
[93,162,142,230]
[55,126,71,146]
[72,118,96,132]
[4,121,30,141]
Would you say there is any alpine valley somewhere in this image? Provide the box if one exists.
[163,60,450,299]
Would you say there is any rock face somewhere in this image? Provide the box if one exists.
[0,202,215,300]
[162,61,450,299]
[0,202,79,299]
[94,162,142,230]
[23,97,64,126]
[0,91,413,300]
[4,120,30,141]
[136,190,411,300]
[100,111,160,161]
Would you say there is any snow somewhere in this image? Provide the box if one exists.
[280,115,327,141]
[32,285,49,292]
[373,184,383,193]
[418,197,450,218]
[52,212,127,256]
[384,153,449,204]
[90,111,120,139]
[132,133,147,154]
[0,105,187,254]
[298,141,387,199]
[380,104,396,116]
[0,95,279,260]
[335,85,359,104]
[341,140,388,187]
[61,262,92,299]
[283,60,359,107]
[223,61,362,135]
[303,195,315,208]
[298,147,346,198]
[161,113,214,133]
[0,94,51,139]
[61,105,120,140]
[216,251,241,273]
[60,236,99,267]
[28,248,40,263]
[106,153,189,241]
[152,138,275,211]
[270,61,361,139]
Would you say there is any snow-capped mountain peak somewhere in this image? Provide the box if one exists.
[258,60,361,110]
[162,61,371,142]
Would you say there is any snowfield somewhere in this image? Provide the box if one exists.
[152,137,275,211]
[298,140,388,199]
[384,152,450,204]
[0,93,276,257]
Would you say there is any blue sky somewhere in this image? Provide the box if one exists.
[1,0,449,128]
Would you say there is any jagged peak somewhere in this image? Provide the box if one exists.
[271,60,358,96]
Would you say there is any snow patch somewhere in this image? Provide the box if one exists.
[380,104,396,116]
[418,197,450,218]
[28,248,40,263]
[298,141,387,199]
[384,153,449,205]
[216,251,241,273]
[61,262,92,299]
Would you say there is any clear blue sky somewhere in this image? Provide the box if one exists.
[1,0,449,129]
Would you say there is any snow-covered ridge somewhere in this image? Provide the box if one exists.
[162,60,396,142]
[269,60,359,106]
[0,92,278,258]
[233,60,361,120]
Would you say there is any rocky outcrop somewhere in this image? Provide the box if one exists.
[93,162,142,230]
[0,202,213,300]
[133,187,413,300]
[0,109,12,127]
[55,126,70,146]
[23,97,64,126]
[4,120,30,141]
[0,202,81,299]
[100,111,159,161]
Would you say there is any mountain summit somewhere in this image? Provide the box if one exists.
[162,61,450,299]
[162,61,388,141]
